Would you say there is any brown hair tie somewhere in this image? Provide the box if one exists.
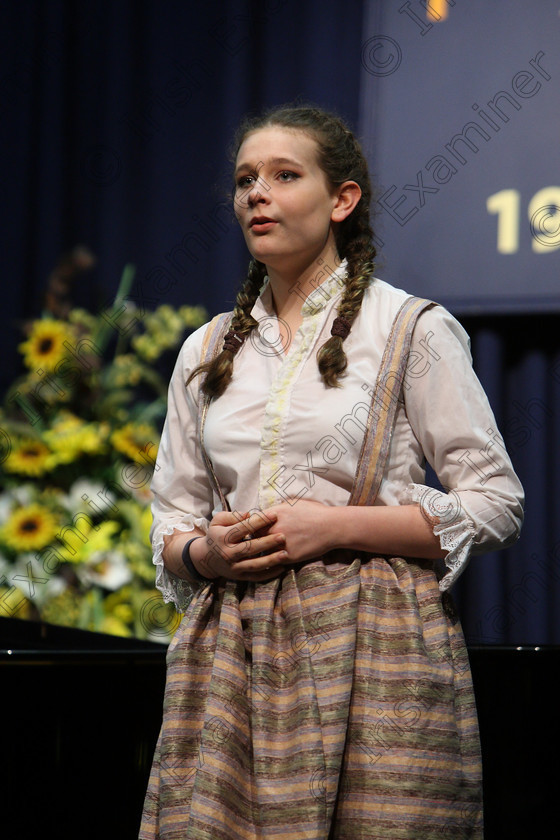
[222,330,245,354]
[330,315,352,339]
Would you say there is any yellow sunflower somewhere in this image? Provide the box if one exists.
[19,319,75,372]
[1,504,59,552]
[111,422,159,464]
[4,438,53,476]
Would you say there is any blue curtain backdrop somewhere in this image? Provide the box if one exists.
[1,0,559,644]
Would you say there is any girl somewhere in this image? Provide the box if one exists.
[140,105,523,839]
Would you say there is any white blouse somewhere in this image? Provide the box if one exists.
[151,267,524,611]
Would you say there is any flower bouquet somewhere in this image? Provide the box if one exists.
[0,249,207,641]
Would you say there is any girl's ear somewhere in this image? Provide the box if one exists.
[331,181,362,223]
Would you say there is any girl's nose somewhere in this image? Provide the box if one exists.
[247,179,268,207]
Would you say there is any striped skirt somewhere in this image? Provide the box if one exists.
[139,555,483,839]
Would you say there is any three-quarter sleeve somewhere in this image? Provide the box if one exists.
[401,305,524,590]
[150,326,215,611]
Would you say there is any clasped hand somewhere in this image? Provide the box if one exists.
[192,500,337,582]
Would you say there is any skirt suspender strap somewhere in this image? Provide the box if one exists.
[349,296,434,508]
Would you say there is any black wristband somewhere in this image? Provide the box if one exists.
[181,537,210,582]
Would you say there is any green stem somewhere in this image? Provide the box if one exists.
[92,264,137,354]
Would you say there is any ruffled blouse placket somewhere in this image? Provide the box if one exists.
[255,274,344,511]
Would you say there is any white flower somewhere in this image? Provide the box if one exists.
[9,553,66,606]
[10,485,35,507]
[64,479,117,516]
[76,550,133,591]
[0,494,15,524]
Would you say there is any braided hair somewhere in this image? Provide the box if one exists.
[189,105,376,396]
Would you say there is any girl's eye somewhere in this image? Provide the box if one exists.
[235,170,298,191]
[278,171,298,182]
[236,175,255,189]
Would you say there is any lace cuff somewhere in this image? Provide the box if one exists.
[399,483,477,591]
[153,517,210,612]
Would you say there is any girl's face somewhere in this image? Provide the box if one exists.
[233,126,344,276]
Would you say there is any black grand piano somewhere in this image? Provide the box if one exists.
[1,617,556,839]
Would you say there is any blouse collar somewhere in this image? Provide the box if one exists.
[251,259,348,322]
